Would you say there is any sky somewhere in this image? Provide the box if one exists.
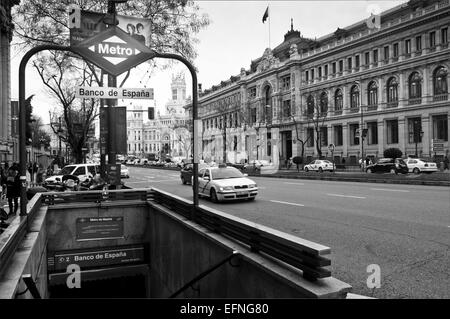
[10,0,406,125]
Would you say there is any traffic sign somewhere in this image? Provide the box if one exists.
[71,26,155,76]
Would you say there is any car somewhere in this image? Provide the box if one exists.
[139,158,149,165]
[405,158,438,174]
[195,165,258,202]
[303,160,335,172]
[365,158,408,174]
[125,159,135,165]
[44,164,100,184]
[120,165,130,178]
[180,163,210,184]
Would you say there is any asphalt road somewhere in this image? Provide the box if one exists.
[124,166,450,299]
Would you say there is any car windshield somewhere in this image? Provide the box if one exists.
[59,165,76,175]
[211,168,243,180]
[323,160,332,164]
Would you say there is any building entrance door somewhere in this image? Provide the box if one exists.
[281,131,292,167]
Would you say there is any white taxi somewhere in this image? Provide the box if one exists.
[405,158,438,174]
[196,165,258,202]
[303,159,335,172]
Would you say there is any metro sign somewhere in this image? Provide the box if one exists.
[71,26,155,76]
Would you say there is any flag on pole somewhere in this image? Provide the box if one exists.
[262,6,269,23]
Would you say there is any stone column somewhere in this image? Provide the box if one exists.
[398,117,406,155]
[378,120,385,156]
[422,115,430,157]
[398,72,406,108]
[342,124,348,158]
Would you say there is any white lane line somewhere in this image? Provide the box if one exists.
[284,182,305,185]
[270,200,305,207]
[126,179,176,183]
[371,188,410,193]
[327,193,366,199]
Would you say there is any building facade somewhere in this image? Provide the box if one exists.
[187,0,449,166]
[0,0,20,164]
[127,73,191,159]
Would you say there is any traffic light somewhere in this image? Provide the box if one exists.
[148,107,155,120]
[362,129,368,138]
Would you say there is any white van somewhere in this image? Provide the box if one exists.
[45,164,100,184]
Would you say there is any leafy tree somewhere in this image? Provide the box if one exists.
[304,94,328,158]
[384,148,403,159]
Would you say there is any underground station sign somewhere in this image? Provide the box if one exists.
[71,25,155,76]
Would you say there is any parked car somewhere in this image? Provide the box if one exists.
[365,158,408,174]
[303,160,335,172]
[139,158,149,165]
[120,165,130,178]
[44,164,100,185]
[180,163,209,185]
[196,165,258,202]
[126,159,135,165]
[405,158,438,174]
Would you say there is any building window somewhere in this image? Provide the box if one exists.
[248,87,256,99]
[234,112,238,127]
[306,95,315,116]
[267,132,271,156]
[282,100,291,118]
[387,77,398,103]
[350,85,360,108]
[319,92,328,114]
[432,114,448,142]
[386,119,399,144]
[368,81,378,106]
[408,117,422,144]
[367,122,378,145]
[332,62,336,74]
[416,35,422,51]
[250,108,257,125]
[311,69,315,79]
[433,66,448,95]
[349,124,360,145]
[320,127,328,146]
[347,57,352,70]
[365,52,370,65]
[384,46,390,60]
[307,128,314,147]
[429,31,436,47]
[214,118,218,128]
[405,39,411,54]
[334,89,343,111]
[393,43,399,57]
[355,55,360,68]
[318,67,322,78]
[281,75,290,91]
[441,27,448,44]
[409,72,422,98]
[172,89,177,100]
[305,70,309,82]
[324,65,328,76]
[373,49,378,63]
[339,60,343,73]
[334,125,343,146]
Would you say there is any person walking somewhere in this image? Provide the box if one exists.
[5,164,21,217]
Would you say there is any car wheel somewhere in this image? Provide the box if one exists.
[367,168,372,174]
[390,168,397,174]
[318,167,323,173]
[210,189,218,203]
[181,176,186,185]
[413,167,420,174]
[304,167,309,172]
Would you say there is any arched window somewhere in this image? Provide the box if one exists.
[319,92,328,114]
[387,77,398,103]
[368,81,378,106]
[409,72,422,99]
[306,95,315,116]
[350,85,360,108]
[433,66,448,95]
[334,89,343,111]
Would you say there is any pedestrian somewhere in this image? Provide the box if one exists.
[5,165,21,217]
[444,156,449,170]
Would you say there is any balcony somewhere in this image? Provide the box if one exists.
[387,101,399,108]
[429,46,437,53]
[442,42,449,49]
[349,107,359,113]
[334,109,343,116]
[433,94,448,102]
[405,53,411,59]
[392,56,399,62]
[367,104,378,111]
[408,98,422,105]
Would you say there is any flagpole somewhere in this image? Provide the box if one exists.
[268,4,271,48]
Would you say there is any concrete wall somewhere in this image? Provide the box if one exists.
[149,203,351,298]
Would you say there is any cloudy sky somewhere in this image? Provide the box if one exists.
[10,0,405,124]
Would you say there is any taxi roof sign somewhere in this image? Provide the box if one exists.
[71,26,155,76]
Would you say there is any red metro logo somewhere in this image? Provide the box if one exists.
[71,26,155,76]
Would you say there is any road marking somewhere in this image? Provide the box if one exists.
[327,193,366,199]
[270,200,304,207]
[284,182,305,185]
[370,188,410,193]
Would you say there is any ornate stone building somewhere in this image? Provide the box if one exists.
[186,0,449,166]
[127,73,191,159]
[0,0,20,164]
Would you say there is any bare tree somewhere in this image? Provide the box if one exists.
[305,94,328,158]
